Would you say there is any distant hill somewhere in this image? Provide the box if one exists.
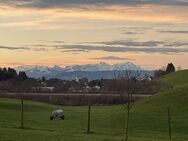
[15,62,154,80]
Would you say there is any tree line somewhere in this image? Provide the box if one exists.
[0,67,28,81]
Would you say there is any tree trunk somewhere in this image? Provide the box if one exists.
[125,104,130,140]
[21,99,24,129]
[168,107,172,139]
[87,103,91,133]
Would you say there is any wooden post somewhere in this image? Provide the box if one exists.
[87,102,91,133]
[21,99,24,129]
[168,107,172,139]
[125,105,130,141]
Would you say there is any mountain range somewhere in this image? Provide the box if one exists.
[15,62,153,80]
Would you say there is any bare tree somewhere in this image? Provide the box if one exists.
[113,70,141,140]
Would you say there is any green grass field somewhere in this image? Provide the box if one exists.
[0,70,188,141]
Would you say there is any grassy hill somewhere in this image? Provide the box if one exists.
[0,70,188,141]
[129,70,188,140]
[159,69,188,86]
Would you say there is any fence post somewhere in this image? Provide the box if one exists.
[125,105,130,141]
[21,99,24,129]
[168,107,172,139]
[87,102,91,133]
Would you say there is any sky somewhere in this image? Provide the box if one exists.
[0,0,188,70]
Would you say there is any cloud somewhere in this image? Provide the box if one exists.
[119,26,152,35]
[165,41,188,47]
[90,56,134,60]
[122,31,142,35]
[84,39,188,48]
[159,30,188,34]
[96,40,164,47]
[38,40,65,44]
[1,0,188,8]
[0,45,29,50]
[56,44,188,53]
[0,1,187,31]
[0,45,48,51]
[61,49,89,52]
[32,48,48,51]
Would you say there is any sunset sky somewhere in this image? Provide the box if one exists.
[0,0,188,70]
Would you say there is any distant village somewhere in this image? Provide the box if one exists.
[32,76,101,93]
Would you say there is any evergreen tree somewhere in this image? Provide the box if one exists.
[7,68,17,79]
[166,63,175,73]
[18,71,28,80]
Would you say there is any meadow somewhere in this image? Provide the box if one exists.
[0,70,188,141]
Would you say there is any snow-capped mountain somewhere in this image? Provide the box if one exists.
[16,65,49,72]
[15,62,149,80]
[63,62,141,72]
[64,62,112,72]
